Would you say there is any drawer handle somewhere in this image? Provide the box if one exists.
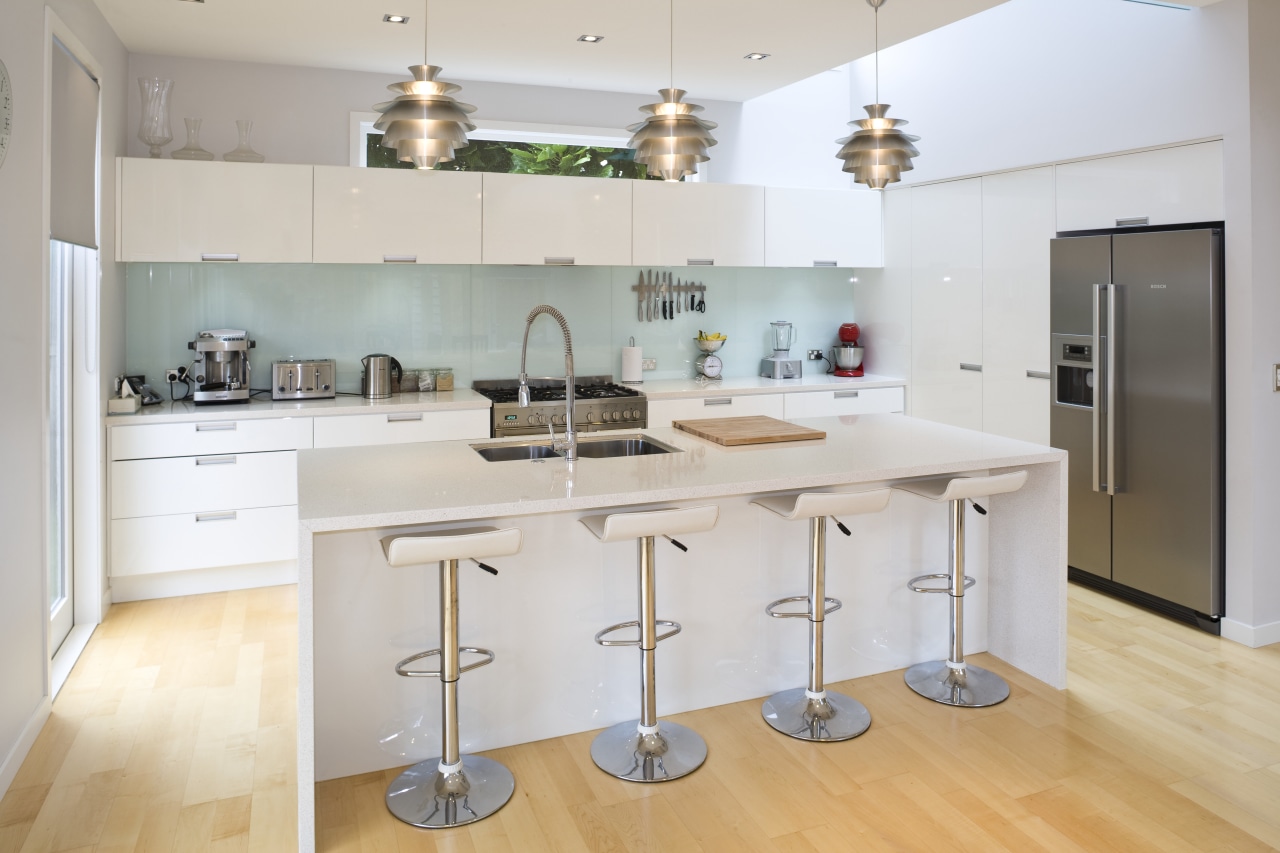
[200,253,239,262]
[704,397,733,406]
[959,363,983,372]
[833,390,860,399]
[195,455,237,466]
[544,256,575,266]
[687,258,714,266]
[1026,370,1051,380]
[1116,216,1149,228]
[195,511,237,523]
[813,260,838,268]
[195,422,237,432]
[383,254,417,263]
[387,413,424,422]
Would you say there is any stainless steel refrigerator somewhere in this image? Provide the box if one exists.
[1049,227,1224,631]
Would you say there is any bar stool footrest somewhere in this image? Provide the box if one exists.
[765,595,842,618]
[907,573,976,594]
[394,647,496,678]
[594,619,682,647]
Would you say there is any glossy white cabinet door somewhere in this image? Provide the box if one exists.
[111,505,298,576]
[764,187,882,268]
[633,181,764,267]
[910,178,984,430]
[117,158,313,262]
[1055,141,1223,232]
[110,416,313,461]
[647,393,785,428]
[111,450,297,519]
[982,167,1053,445]
[313,166,482,264]
[782,387,904,418]
[312,410,490,448]
[481,173,632,266]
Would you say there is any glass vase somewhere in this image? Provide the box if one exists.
[137,77,173,158]
[171,117,214,160]
[223,119,264,163]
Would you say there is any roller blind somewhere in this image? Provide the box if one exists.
[50,37,99,249]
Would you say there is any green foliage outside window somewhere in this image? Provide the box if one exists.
[366,134,650,179]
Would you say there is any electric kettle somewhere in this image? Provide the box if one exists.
[361,354,402,399]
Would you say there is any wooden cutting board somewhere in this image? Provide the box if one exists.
[672,415,826,446]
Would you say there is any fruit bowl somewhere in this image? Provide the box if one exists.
[694,337,726,353]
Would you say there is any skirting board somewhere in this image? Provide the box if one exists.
[0,697,51,798]
[1220,617,1280,649]
[110,560,298,602]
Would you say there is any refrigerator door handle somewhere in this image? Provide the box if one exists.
[1092,284,1105,493]
[1106,283,1120,496]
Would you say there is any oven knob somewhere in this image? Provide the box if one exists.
[527,415,537,425]
[587,411,599,424]
[623,409,634,420]
[554,414,566,425]
[278,385,286,393]
[322,384,331,391]
[606,411,617,423]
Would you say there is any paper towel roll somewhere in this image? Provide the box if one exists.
[621,346,643,384]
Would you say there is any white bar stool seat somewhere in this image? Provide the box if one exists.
[380,526,522,829]
[896,471,1027,708]
[751,489,892,741]
[580,504,718,783]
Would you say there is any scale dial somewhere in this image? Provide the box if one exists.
[695,353,723,379]
[0,59,11,171]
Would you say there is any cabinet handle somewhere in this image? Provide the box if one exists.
[200,253,239,262]
[195,511,237,523]
[195,422,237,432]
[704,397,733,406]
[544,256,575,266]
[195,455,237,466]
[959,363,983,372]
[687,258,714,266]
[1116,216,1149,228]
[1026,370,1051,380]
[813,260,838,268]
[387,413,424,422]
[833,390,860,399]
[383,255,417,263]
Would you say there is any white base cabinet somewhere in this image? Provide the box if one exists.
[313,409,490,448]
[782,387,904,418]
[111,506,299,578]
[647,394,785,428]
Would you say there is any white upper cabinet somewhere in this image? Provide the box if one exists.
[313,166,481,264]
[909,178,984,431]
[481,172,632,266]
[1055,141,1223,233]
[117,158,313,263]
[633,181,764,267]
[982,167,1054,445]
[764,187,882,268]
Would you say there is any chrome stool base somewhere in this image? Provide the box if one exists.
[904,660,1010,708]
[761,687,871,742]
[385,754,516,829]
[590,720,707,783]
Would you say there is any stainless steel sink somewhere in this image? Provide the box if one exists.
[470,434,680,461]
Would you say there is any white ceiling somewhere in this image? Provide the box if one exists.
[92,0,1011,102]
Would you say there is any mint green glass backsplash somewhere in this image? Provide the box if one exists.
[125,264,856,392]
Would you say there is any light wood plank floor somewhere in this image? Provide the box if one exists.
[2,583,1278,852]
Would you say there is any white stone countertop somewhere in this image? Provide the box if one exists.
[297,414,1063,533]
[637,373,906,399]
[103,389,492,426]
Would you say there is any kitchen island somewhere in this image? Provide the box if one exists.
[295,414,1066,850]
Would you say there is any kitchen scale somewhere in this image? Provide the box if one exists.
[694,336,726,381]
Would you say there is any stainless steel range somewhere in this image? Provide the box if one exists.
[473,375,647,437]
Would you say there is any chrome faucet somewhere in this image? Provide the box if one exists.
[517,305,577,461]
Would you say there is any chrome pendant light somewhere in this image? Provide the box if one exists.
[373,0,475,169]
[836,0,920,189]
[627,0,717,181]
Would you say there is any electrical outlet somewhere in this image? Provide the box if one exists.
[1274,364,1280,392]
[165,368,180,383]
[807,349,824,360]
[641,358,657,370]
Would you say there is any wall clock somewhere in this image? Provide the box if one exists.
[0,59,11,171]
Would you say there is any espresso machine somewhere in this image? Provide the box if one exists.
[831,322,865,377]
[760,320,803,379]
[188,329,254,405]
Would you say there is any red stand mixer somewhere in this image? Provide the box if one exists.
[831,323,865,377]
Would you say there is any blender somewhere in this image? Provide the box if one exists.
[759,320,802,379]
[831,323,865,377]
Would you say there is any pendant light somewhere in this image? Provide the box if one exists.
[836,0,920,189]
[373,0,476,169]
[627,0,717,182]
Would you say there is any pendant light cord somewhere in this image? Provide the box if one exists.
[423,0,429,64]
[874,1,880,104]
[669,0,674,90]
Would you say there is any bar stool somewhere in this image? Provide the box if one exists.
[751,489,892,741]
[380,526,522,829]
[896,471,1027,708]
[580,505,719,782]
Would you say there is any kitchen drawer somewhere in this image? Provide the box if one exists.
[110,417,313,461]
[312,409,490,448]
[110,505,298,577]
[111,450,297,520]
[647,394,785,428]
[783,387,905,419]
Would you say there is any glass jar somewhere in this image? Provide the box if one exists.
[418,370,436,392]
[399,369,418,393]
[432,368,454,392]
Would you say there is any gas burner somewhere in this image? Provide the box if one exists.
[575,383,641,400]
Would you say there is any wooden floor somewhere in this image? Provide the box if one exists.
[2,585,1278,852]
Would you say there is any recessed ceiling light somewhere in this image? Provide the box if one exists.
[383,14,410,23]
[744,53,770,61]
[577,34,605,43]
[177,0,205,4]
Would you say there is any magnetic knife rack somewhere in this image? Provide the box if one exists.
[632,269,707,321]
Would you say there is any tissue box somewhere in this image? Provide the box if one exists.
[108,395,140,415]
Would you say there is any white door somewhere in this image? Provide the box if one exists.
[48,242,80,654]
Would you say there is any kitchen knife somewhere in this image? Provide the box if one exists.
[676,277,682,314]
[662,274,670,319]
[636,271,645,322]
[645,270,653,322]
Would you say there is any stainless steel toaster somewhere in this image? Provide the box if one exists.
[271,359,336,400]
